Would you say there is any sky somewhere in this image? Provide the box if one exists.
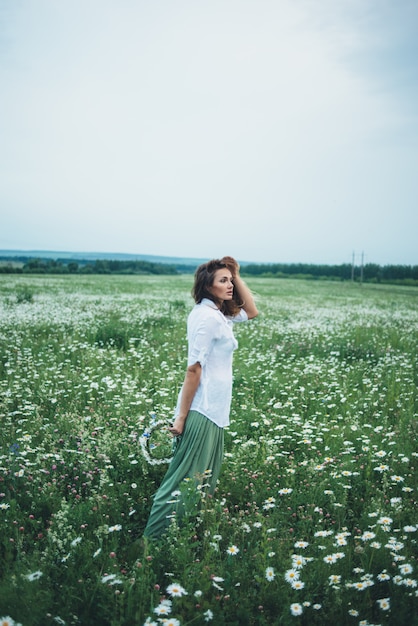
[1,0,417,266]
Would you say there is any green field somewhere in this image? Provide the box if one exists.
[0,275,417,625]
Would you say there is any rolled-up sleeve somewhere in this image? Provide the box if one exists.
[187,315,220,367]
[229,309,248,323]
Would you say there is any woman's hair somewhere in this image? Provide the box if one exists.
[192,259,243,316]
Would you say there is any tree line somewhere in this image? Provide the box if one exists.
[243,262,418,284]
[0,257,417,285]
[0,258,184,275]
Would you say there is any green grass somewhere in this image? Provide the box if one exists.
[0,275,417,625]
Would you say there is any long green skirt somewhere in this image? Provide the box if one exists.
[143,410,224,539]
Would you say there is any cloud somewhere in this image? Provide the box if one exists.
[0,0,417,264]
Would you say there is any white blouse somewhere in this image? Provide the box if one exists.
[174,298,248,428]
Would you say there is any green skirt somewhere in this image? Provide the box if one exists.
[143,410,224,539]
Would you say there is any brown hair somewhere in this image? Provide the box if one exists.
[192,259,243,316]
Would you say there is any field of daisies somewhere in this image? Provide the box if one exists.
[0,274,417,626]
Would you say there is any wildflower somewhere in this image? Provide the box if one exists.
[348,609,359,616]
[108,524,122,533]
[101,574,113,583]
[226,545,239,556]
[391,475,404,482]
[377,571,391,582]
[203,609,214,621]
[403,578,417,588]
[0,618,19,626]
[294,540,309,549]
[265,567,275,581]
[212,576,224,590]
[291,555,307,569]
[385,539,404,551]
[360,531,376,541]
[399,564,413,575]
[166,583,188,597]
[376,597,390,611]
[26,570,43,581]
[290,603,303,616]
[0,503,10,510]
[93,548,102,558]
[374,464,389,472]
[101,574,122,585]
[312,604,322,610]
[377,516,393,526]
[329,575,341,585]
[71,536,82,547]
[278,488,293,495]
[194,590,203,597]
[323,554,338,565]
[404,525,417,532]
[335,536,348,546]
[159,620,180,626]
[314,530,333,537]
[291,580,305,590]
[353,582,366,591]
[153,600,172,616]
[263,497,276,509]
[285,569,300,582]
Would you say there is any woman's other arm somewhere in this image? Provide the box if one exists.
[169,361,202,436]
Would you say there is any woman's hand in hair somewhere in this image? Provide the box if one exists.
[221,256,240,277]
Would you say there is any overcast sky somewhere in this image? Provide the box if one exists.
[1,0,417,265]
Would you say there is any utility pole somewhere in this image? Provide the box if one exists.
[351,251,355,282]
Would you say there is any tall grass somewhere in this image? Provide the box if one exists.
[0,275,417,625]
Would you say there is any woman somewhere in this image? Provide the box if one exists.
[143,256,258,539]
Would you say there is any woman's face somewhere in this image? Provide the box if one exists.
[209,268,234,304]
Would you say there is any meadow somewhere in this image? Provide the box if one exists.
[0,274,417,626]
